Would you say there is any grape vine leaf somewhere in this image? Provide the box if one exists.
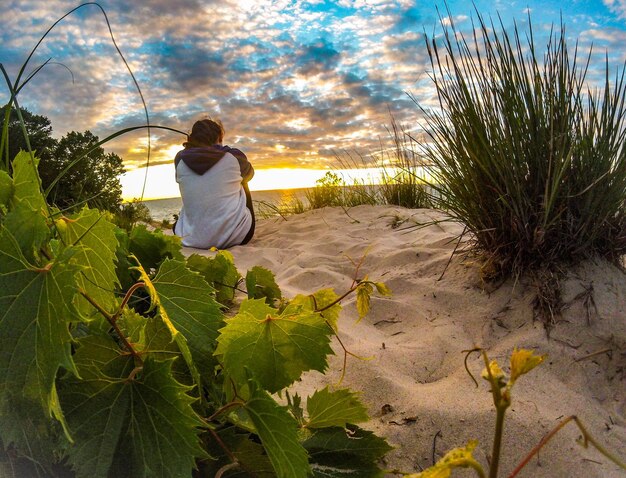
[305,387,368,429]
[129,224,184,272]
[303,425,393,478]
[243,378,310,478]
[245,266,282,305]
[214,298,275,355]
[117,309,193,387]
[187,251,241,305]
[4,152,48,261]
[133,259,202,389]
[113,227,137,290]
[404,440,481,478]
[0,228,80,438]
[216,298,334,393]
[0,169,13,210]
[202,426,275,477]
[61,345,206,478]
[356,281,374,321]
[373,282,392,297]
[10,151,45,213]
[58,208,119,316]
[0,395,62,475]
[117,308,147,349]
[287,288,342,330]
[151,258,225,375]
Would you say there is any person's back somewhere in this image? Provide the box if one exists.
[173,119,255,249]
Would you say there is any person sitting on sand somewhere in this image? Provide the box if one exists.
[173,118,255,249]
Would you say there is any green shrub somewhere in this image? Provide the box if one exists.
[305,171,344,209]
[114,198,152,231]
[418,11,626,278]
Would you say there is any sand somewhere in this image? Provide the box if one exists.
[182,205,626,477]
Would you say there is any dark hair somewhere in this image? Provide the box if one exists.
[184,118,225,148]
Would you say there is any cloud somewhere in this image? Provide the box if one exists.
[394,4,423,32]
[295,38,342,75]
[604,0,626,19]
[2,0,625,178]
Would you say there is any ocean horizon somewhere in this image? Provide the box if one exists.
[142,188,309,222]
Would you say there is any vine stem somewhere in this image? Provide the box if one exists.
[315,285,358,313]
[489,406,506,478]
[206,400,244,422]
[471,462,488,478]
[322,319,369,387]
[507,415,626,477]
[78,289,143,364]
[207,427,239,465]
[215,462,240,478]
[212,280,248,295]
[111,281,145,323]
[482,351,507,478]
[205,427,260,477]
[314,251,371,313]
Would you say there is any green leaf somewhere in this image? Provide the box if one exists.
[287,288,342,330]
[509,348,545,385]
[151,259,225,376]
[303,425,392,478]
[58,208,120,317]
[3,152,48,261]
[286,391,305,426]
[10,151,45,213]
[117,308,147,348]
[214,299,276,358]
[246,266,282,305]
[202,426,275,477]
[117,310,193,387]
[217,299,334,393]
[76,331,143,378]
[187,251,241,305]
[243,378,310,478]
[405,440,482,478]
[356,282,374,321]
[113,227,136,290]
[129,224,184,272]
[373,282,392,297]
[0,169,13,209]
[306,387,369,429]
[133,260,202,390]
[0,230,79,434]
[0,396,62,474]
[61,352,206,478]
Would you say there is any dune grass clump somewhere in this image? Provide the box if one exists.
[379,118,432,209]
[419,11,626,279]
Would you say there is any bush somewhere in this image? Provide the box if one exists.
[114,198,152,231]
[418,11,626,278]
[305,171,344,209]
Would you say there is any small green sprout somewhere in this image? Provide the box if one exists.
[401,347,625,478]
[406,441,485,478]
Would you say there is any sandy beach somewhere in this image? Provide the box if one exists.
[181,205,626,477]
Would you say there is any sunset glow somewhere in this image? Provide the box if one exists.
[121,165,394,201]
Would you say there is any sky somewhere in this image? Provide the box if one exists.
[2,0,626,199]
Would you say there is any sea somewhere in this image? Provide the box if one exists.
[141,188,309,222]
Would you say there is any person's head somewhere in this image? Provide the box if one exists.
[184,118,224,148]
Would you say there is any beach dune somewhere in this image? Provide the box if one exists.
[183,205,626,477]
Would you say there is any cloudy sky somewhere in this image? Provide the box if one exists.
[2,0,626,197]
